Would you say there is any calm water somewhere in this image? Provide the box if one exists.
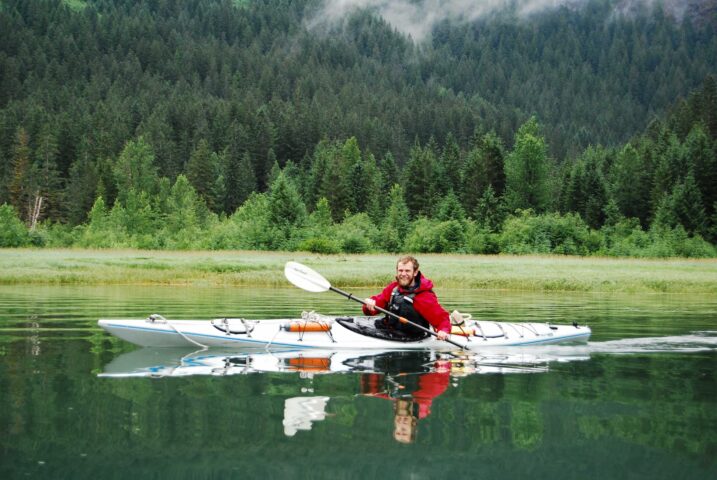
[1,285,716,479]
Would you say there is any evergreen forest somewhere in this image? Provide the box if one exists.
[1,0,716,257]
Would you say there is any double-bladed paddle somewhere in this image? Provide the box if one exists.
[284,261,467,350]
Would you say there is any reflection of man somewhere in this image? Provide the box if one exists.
[360,360,451,444]
[393,399,418,444]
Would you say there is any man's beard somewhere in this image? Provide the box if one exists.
[396,275,415,288]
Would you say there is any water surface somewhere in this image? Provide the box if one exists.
[0,285,715,479]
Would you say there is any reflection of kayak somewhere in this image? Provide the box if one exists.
[98,311,591,351]
[98,347,587,378]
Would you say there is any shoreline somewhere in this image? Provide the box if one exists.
[1,248,716,294]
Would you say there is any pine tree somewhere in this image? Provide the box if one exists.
[460,146,487,215]
[334,137,362,218]
[186,139,221,212]
[610,143,651,226]
[474,185,505,232]
[481,131,507,196]
[9,127,31,222]
[64,140,99,225]
[266,159,282,188]
[113,137,159,205]
[225,151,256,213]
[381,184,410,252]
[404,140,439,218]
[651,194,678,230]
[440,132,462,192]
[562,146,609,229]
[701,75,717,140]
[435,191,465,222]
[164,174,206,248]
[307,197,334,230]
[504,117,552,213]
[683,125,716,223]
[672,172,707,236]
[33,123,62,222]
[267,171,307,244]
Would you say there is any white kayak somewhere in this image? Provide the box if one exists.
[98,311,591,351]
[98,346,591,378]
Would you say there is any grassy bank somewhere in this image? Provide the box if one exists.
[1,248,716,294]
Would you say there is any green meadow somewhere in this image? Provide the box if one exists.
[1,249,715,294]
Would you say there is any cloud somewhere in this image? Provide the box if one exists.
[306,1,578,41]
[306,1,700,42]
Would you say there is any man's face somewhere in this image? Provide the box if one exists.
[395,262,417,288]
[393,414,416,444]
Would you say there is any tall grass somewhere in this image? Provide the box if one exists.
[1,249,716,293]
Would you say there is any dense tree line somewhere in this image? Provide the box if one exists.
[0,0,715,257]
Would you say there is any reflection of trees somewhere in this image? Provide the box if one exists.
[1,339,716,478]
[511,402,542,450]
[573,355,717,457]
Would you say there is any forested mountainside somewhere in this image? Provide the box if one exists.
[0,0,715,256]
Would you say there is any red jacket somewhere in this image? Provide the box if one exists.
[363,273,451,334]
[412,370,450,418]
[360,367,451,419]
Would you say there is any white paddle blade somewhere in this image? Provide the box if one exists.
[284,262,331,293]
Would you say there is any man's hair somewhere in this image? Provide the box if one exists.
[396,255,419,270]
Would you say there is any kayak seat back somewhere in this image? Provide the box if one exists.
[337,317,430,342]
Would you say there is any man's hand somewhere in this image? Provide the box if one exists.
[436,330,449,341]
[364,298,377,314]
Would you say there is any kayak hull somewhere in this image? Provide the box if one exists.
[98,314,591,351]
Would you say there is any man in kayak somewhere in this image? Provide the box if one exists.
[363,255,451,340]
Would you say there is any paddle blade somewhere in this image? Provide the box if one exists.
[284,262,331,293]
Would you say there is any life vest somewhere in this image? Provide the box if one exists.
[386,286,430,338]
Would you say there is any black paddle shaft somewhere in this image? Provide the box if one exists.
[328,286,467,350]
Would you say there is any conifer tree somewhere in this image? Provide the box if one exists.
[474,185,505,232]
[34,123,61,221]
[225,151,256,213]
[672,173,707,236]
[9,127,31,222]
[460,146,487,216]
[701,75,717,140]
[307,197,334,230]
[164,174,212,248]
[186,139,219,211]
[562,146,609,229]
[268,171,307,245]
[404,140,439,218]
[609,143,651,226]
[683,125,716,223]
[381,184,410,252]
[504,117,552,213]
[435,191,465,223]
[113,137,159,205]
[64,141,99,225]
[440,132,462,193]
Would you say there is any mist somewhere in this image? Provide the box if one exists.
[306,0,702,42]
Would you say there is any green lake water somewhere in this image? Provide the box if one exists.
[0,285,716,479]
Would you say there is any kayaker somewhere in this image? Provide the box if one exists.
[363,255,451,340]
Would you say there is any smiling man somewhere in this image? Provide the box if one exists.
[363,256,451,340]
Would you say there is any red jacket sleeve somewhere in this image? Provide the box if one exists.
[413,291,451,334]
[413,370,450,419]
[362,282,396,315]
